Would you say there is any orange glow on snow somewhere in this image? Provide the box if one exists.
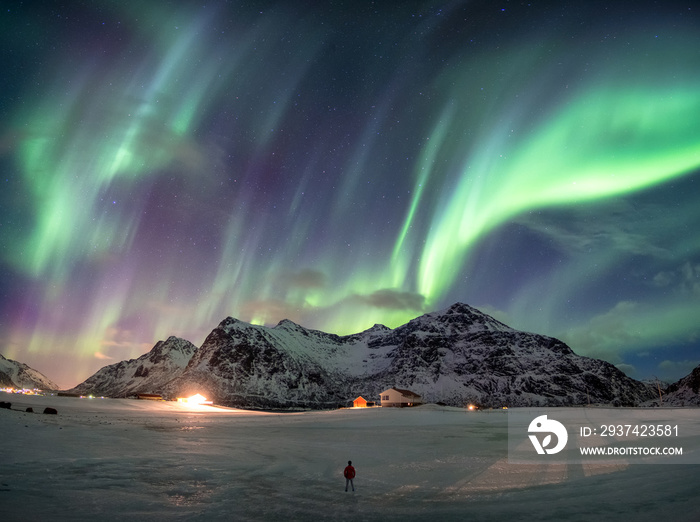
[177,394,212,405]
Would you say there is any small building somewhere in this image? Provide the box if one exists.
[136,393,163,401]
[353,396,368,408]
[379,388,422,407]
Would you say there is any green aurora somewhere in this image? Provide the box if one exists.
[1,1,699,387]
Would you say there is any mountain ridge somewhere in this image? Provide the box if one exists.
[0,353,59,390]
[158,302,656,408]
[67,336,198,397]
[659,365,700,406]
[63,303,663,408]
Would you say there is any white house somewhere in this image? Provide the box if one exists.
[379,387,422,407]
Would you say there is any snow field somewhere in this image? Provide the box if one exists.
[2,393,700,521]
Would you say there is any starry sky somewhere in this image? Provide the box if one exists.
[2,1,699,389]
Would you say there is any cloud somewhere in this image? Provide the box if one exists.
[101,327,138,347]
[240,298,303,325]
[516,200,671,258]
[658,359,700,381]
[474,304,513,328]
[94,352,115,360]
[361,289,426,311]
[285,268,326,289]
[652,270,674,288]
[615,363,637,378]
[559,301,641,360]
[238,288,426,330]
[98,326,155,358]
[558,298,700,367]
[653,261,700,295]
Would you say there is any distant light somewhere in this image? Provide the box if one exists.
[468,404,476,411]
[188,394,207,404]
[178,393,212,405]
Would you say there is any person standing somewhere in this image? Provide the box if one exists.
[344,460,356,492]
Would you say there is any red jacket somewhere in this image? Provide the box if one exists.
[344,465,356,479]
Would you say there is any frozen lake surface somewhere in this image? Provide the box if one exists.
[2,392,700,521]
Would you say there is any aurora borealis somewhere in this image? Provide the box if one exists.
[2,1,699,389]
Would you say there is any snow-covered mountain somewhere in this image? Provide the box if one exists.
[160,302,655,409]
[66,336,198,397]
[0,353,58,390]
[659,365,700,406]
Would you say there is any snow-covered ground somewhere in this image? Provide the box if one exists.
[2,392,700,521]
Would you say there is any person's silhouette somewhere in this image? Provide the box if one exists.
[343,460,356,492]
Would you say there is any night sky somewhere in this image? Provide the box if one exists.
[2,1,699,389]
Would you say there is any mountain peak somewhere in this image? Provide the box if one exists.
[445,302,478,314]
[149,336,198,362]
[365,323,390,333]
[275,318,301,329]
[402,302,512,334]
[0,353,58,390]
[219,316,241,328]
[66,336,197,397]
